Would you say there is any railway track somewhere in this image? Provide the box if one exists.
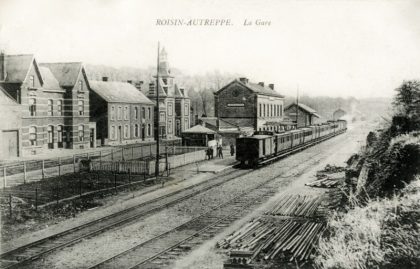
[87,147,331,269]
[1,131,346,269]
[0,168,248,269]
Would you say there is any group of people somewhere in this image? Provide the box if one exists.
[205,143,235,160]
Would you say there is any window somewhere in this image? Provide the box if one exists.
[259,104,262,117]
[78,100,84,115]
[185,118,189,129]
[111,126,116,140]
[79,80,83,91]
[147,124,151,136]
[271,104,273,117]
[47,125,53,143]
[168,103,173,116]
[29,126,37,146]
[134,107,138,120]
[57,125,63,142]
[78,125,84,141]
[29,75,35,88]
[160,112,165,122]
[184,104,189,115]
[263,104,266,117]
[117,106,122,120]
[124,106,128,120]
[57,100,62,116]
[111,106,115,120]
[168,119,172,134]
[148,107,151,119]
[29,98,36,116]
[47,99,53,116]
[135,124,139,137]
[142,107,145,119]
[124,125,129,138]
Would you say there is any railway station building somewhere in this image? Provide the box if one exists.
[0,53,94,157]
[284,103,321,128]
[89,77,155,146]
[146,47,191,141]
[214,77,287,133]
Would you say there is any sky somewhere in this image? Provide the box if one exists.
[0,0,420,98]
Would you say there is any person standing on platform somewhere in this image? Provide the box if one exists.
[230,143,235,156]
[218,145,224,159]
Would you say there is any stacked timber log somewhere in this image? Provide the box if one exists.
[264,195,322,217]
[306,169,346,188]
[218,218,325,262]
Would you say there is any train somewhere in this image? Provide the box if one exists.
[236,120,347,167]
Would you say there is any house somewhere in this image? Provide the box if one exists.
[147,47,191,140]
[89,77,155,146]
[0,53,93,157]
[214,77,287,133]
[0,86,22,159]
[284,103,321,128]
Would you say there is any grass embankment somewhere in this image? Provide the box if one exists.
[315,177,420,269]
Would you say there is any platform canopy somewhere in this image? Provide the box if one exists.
[182,125,216,134]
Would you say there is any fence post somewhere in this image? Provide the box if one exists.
[42,160,45,180]
[58,157,61,176]
[23,162,27,184]
[35,187,38,211]
[73,155,76,173]
[9,194,12,218]
[165,146,169,175]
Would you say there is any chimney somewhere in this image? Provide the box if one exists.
[127,80,133,84]
[0,51,5,81]
[239,77,249,84]
[180,88,185,96]
[258,82,264,87]
[269,84,274,90]
[135,81,143,91]
[102,76,108,82]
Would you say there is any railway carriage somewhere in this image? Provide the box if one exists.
[236,120,347,167]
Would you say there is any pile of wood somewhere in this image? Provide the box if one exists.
[306,171,346,188]
[218,218,325,262]
[265,195,323,217]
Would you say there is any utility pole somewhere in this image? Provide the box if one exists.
[155,42,160,179]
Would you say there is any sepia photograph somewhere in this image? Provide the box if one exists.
[0,0,419,268]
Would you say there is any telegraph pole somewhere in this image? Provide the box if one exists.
[155,42,160,179]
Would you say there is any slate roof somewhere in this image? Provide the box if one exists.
[90,80,154,105]
[2,54,43,84]
[40,62,82,87]
[182,124,216,134]
[216,79,285,98]
[0,86,18,105]
[38,66,63,91]
[286,103,321,118]
[199,117,238,129]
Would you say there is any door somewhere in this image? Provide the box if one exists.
[3,130,18,158]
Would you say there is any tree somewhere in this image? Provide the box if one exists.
[393,80,420,116]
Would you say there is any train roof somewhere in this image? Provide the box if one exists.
[249,135,273,139]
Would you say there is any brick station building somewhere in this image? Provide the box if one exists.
[0,53,93,157]
[214,77,287,133]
